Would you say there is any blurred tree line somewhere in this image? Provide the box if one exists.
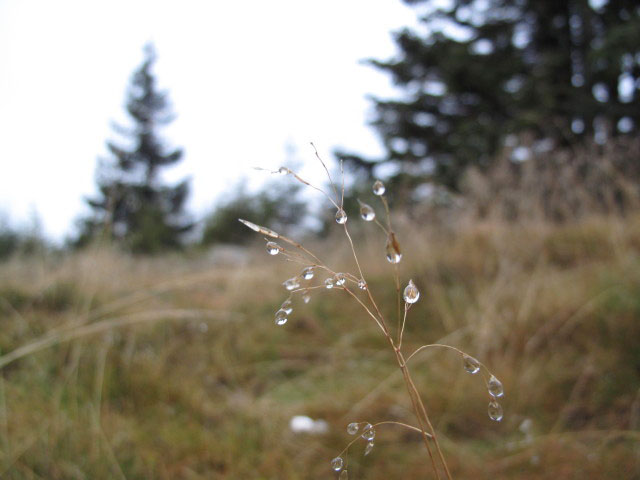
[15,0,633,257]
[0,213,48,261]
[339,0,640,193]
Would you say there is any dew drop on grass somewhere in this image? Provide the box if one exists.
[372,180,386,196]
[325,278,335,289]
[488,400,504,421]
[335,273,346,286]
[385,233,402,264]
[302,266,314,280]
[283,277,300,291]
[302,290,311,303]
[339,469,349,479]
[488,375,504,398]
[364,441,374,456]
[358,279,367,290]
[463,354,480,374]
[274,309,288,326]
[331,456,344,471]
[403,279,420,304]
[281,299,293,315]
[266,242,281,255]
[347,422,359,435]
[361,423,375,442]
[359,202,375,221]
[335,208,348,224]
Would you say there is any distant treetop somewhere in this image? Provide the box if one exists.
[76,43,193,253]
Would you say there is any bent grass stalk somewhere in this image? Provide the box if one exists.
[241,149,504,479]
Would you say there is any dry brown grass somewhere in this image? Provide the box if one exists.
[0,212,639,478]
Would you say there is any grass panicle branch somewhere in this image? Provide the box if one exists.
[240,148,506,479]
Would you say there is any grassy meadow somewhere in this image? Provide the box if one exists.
[0,214,639,479]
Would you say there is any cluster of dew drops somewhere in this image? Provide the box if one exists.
[401,279,505,422]
[265,179,396,328]
[463,354,505,422]
[330,423,376,478]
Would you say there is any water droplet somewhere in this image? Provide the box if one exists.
[347,422,359,435]
[462,354,480,374]
[266,242,282,255]
[361,423,375,442]
[357,279,367,290]
[385,233,402,264]
[359,202,375,221]
[281,299,293,315]
[364,441,374,456]
[302,266,314,280]
[331,456,344,471]
[302,290,311,303]
[335,208,348,224]
[283,277,300,291]
[403,279,420,304]
[324,278,335,289]
[274,309,288,326]
[488,400,504,421]
[339,470,348,480]
[488,375,504,398]
[372,180,386,196]
[277,166,288,175]
[334,273,346,286]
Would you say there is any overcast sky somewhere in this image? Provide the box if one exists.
[0,1,418,241]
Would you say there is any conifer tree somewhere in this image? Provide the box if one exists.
[340,0,640,191]
[78,44,192,252]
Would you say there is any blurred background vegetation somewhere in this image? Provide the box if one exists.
[1,0,639,478]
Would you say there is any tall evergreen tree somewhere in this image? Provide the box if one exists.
[78,44,192,252]
[339,0,640,191]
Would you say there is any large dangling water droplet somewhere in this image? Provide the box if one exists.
[330,456,344,471]
[335,208,348,224]
[334,273,346,286]
[277,166,288,175]
[364,441,374,456]
[361,423,375,442]
[488,375,504,398]
[339,470,348,480]
[266,242,282,255]
[283,277,300,291]
[274,309,288,326]
[385,233,402,264]
[488,400,504,422]
[324,278,335,289]
[463,354,480,374]
[403,279,420,304]
[372,180,386,196]
[302,266,314,280]
[302,290,311,303]
[347,422,359,435]
[358,279,367,290]
[359,202,375,221]
[281,299,293,315]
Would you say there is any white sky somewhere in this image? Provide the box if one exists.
[0,0,417,241]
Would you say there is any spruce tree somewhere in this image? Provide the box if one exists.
[339,0,640,191]
[79,44,192,252]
